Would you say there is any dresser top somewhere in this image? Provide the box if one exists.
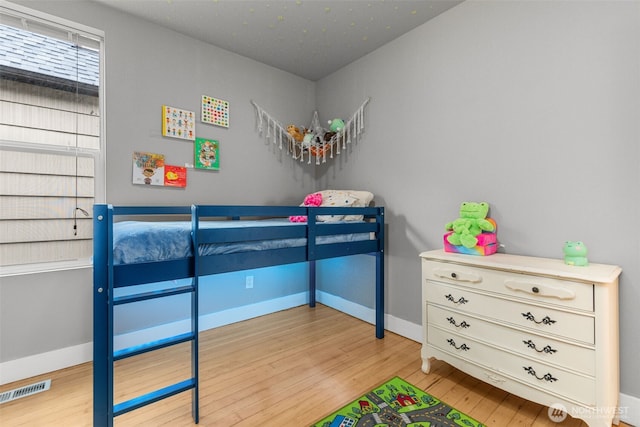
[420,249,622,284]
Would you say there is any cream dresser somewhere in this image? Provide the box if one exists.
[420,250,621,427]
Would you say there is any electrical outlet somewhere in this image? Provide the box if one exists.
[245,275,254,289]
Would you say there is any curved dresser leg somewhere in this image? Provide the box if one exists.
[421,357,431,373]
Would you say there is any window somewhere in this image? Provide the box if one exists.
[0,4,104,272]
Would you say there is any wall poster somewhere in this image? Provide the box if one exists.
[201,95,229,128]
[132,151,165,185]
[162,105,195,140]
[194,138,219,170]
[164,165,187,187]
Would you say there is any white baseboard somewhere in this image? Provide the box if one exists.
[2,291,638,427]
[0,293,308,385]
[0,342,92,385]
[620,392,640,426]
[315,290,422,342]
[113,292,308,351]
[114,291,415,352]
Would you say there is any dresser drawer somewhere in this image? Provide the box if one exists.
[427,326,596,406]
[427,304,595,376]
[425,281,595,344]
[423,260,594,312]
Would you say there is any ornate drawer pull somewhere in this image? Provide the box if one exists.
[523,366,557,383]
[523,339,557,354]
[447,317,471,329]
[433,268,481,283]
[504,280,576,300]
[521,311,556,325]
[447,338,470,351]
[445,294,468,305]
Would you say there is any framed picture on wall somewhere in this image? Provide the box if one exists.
[162,105,196,140]
[194,138,219,170]
[132,151,165,185]
[201,95,229,128]
[164,165,187,187]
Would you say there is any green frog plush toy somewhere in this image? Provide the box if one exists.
[563,241,588,266]
[445,202,496,248]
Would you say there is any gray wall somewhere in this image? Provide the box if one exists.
[2,0,639,403]
[1,0,317,362]
[0,268,92,361]
[316,0,640,399]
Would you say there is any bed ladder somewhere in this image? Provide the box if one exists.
[93,205,199,427]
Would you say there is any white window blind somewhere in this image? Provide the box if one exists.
[0,4,104,269]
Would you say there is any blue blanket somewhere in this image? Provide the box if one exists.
[112,219,369,265]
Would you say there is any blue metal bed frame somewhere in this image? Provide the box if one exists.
[93,204,385,426]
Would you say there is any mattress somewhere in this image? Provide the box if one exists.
[112,219,371,265]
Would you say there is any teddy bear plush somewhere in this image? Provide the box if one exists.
[289,192,322,222]
[445,201,495,248]
[286,125,305,142]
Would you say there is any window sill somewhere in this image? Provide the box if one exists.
[0,259,92,278]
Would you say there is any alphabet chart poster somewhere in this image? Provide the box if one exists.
[201,95,229,128]
[162,105,195,140]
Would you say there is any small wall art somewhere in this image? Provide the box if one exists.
[162,105,196,140]
[164,165,187,187]
[133,151,165,185]
[201,95,229,128]
[194,138,220,170]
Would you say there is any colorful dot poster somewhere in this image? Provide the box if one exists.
[201,95,229,128]
[162,105,195,140]
[194,138,220,170]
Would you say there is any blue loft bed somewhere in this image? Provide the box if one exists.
[92,204,385,426]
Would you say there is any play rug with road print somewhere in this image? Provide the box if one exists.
[311,376,486,427]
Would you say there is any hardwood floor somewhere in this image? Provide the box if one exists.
[0,304,630,426]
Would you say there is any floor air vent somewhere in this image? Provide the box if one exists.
[0,379,51,404]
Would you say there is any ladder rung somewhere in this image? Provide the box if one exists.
[113,378,196,417]
[113,285,194,305]
[113,332,195,361]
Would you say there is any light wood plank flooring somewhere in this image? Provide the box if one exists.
[0,304,630,426]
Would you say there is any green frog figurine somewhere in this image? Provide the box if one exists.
[563,241,588,266]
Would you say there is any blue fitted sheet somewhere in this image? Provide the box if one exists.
[112,219,371,265]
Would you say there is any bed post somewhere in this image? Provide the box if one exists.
[93,204,113,427]
[190,205,200,424]
[309,260,316,307]
[307,206,317,308]
[376,207,385,339]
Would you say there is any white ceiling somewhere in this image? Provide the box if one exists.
[93,0,463,81]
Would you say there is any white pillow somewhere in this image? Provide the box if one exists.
[316,190,374,222]
[342,190,374,221]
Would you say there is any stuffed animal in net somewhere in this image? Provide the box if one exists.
[301,129,316,149]
[445,202,495,248]
[327,118,345,132]
[286,125,305,142]
[289,192,322,222]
